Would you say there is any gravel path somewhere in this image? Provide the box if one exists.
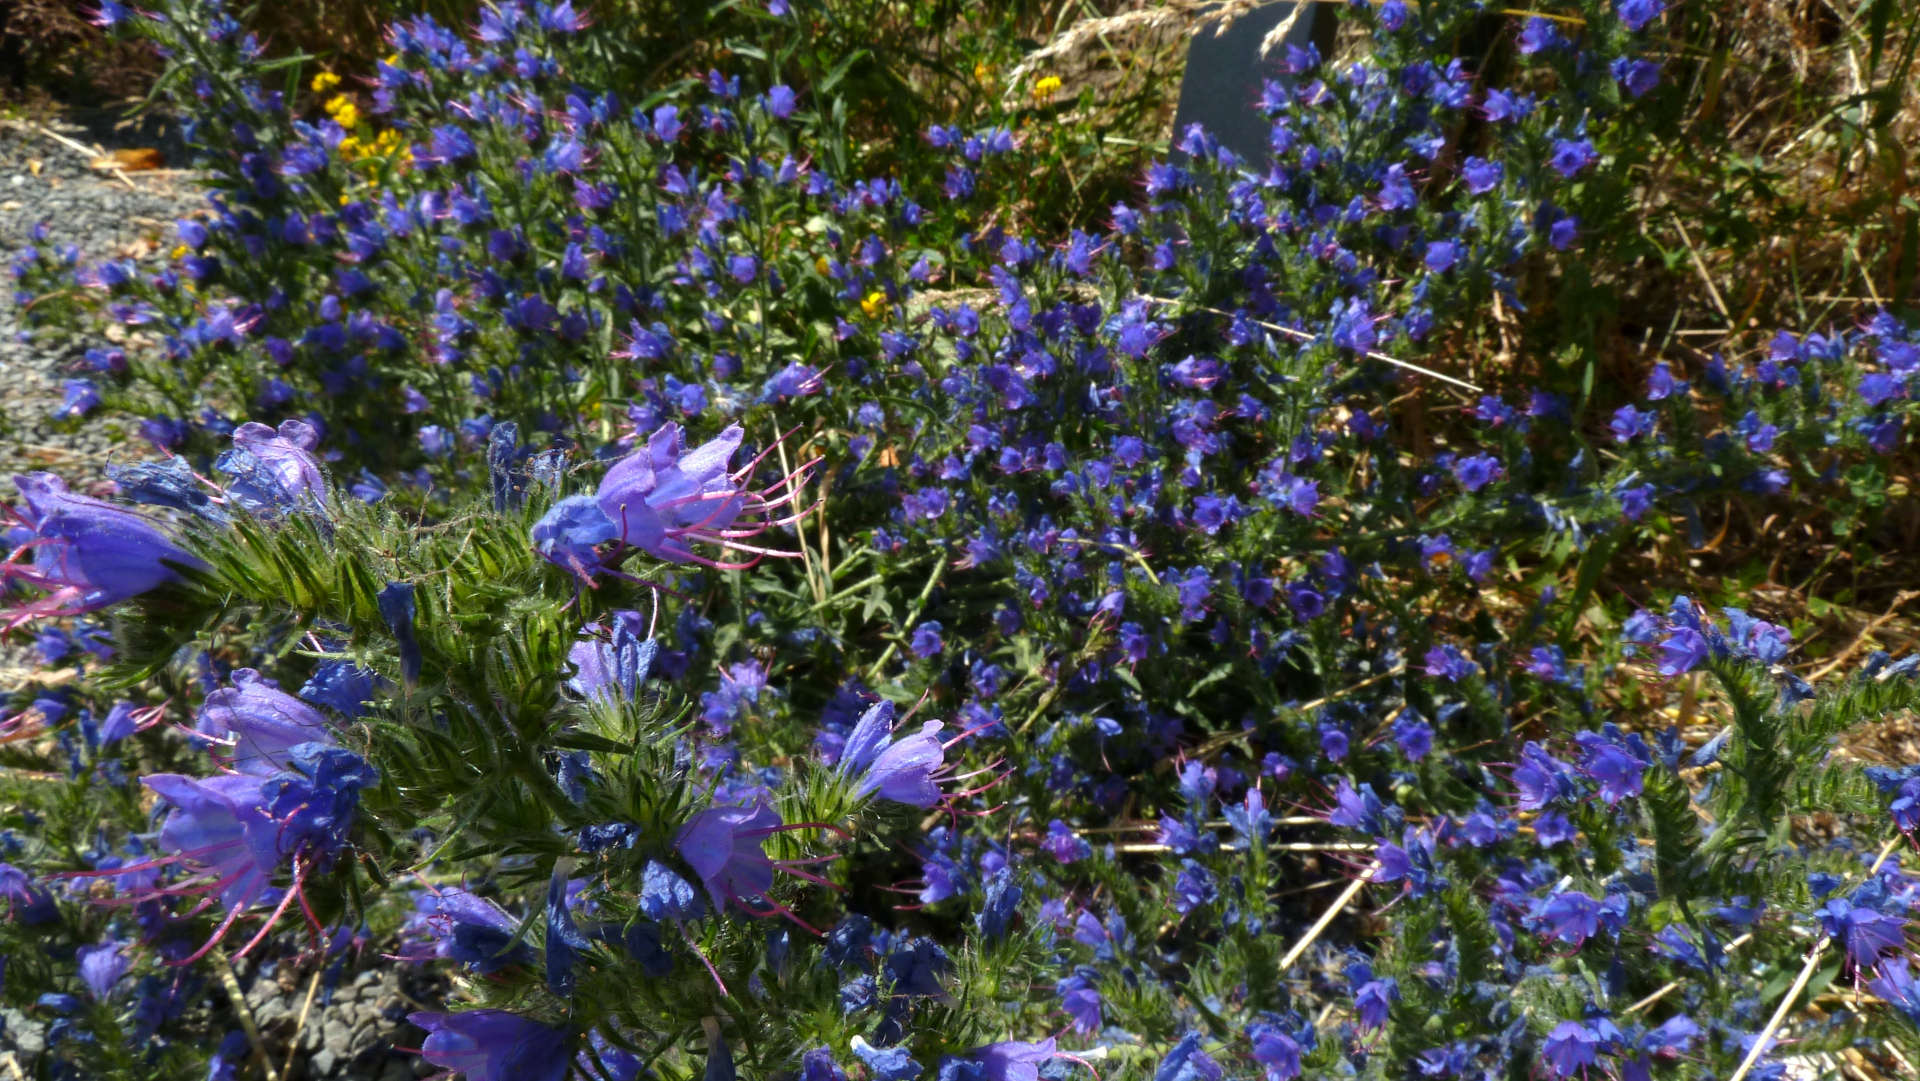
[0,111,441,1081]
[0,110,191,497]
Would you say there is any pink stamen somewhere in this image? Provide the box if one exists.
[232,866,306,960]
[675,920,729,997]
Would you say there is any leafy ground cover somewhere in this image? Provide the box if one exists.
[4,1,1920,1079]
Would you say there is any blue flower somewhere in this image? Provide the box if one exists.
[1617,0,1665,32]
[1155,1032,1222,1081]
[837,700,950,808]
[197,668,333,775]
[407,1010,570,1081]
[1549,138,1598,178]
[1043,819,1091,863]
[910,621,945,659]
[851,1037,922,1081]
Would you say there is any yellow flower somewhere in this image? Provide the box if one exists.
[1032,75,1062,101]
[324,95,360,129]
[973,61,993,82]
[310,71,341,94]
[860,290,888,320]
[339,135,363,159]
[815,255,831,276]
[169,244,191,261]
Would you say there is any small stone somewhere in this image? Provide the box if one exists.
[323,1017,354,1056]
[349,1020,385,1057]
[253,997,292,1029]
[310,1048,338,1076]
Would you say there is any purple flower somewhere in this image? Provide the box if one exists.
[638,860,706,921]
[222,420,327,511]
[1460,156,1503,194]
[298,661,382,718]
[1424,644,1476,681]
[1536,890,1603,946]
[593,423,803,568]
[1377,164,1416,211]
[1516,17,1565,55]
[143,772,285,913]
[909,621,944,659]
[1617,0,1665,31]
[1424,240,1461,274]
[1452,453,1501,491]
[765,85,798,119]
[1549,138,1598,178]
[4,473,201,623]
[1043,819,1091,864]
[1156,1032,1223,1081]
[850,1037,921,1081]
[1609,404,1656,443]
[54,379,100,419]
[567,612,657,703]
[1541,1021,1603,1078]
[675,801,827,916]
[1512,748,1574,806]
[1171,860,1217,914]
[1655,627,1708,676]
[1817,898,1908,970]
[78,940,130,999]
[0,863,58,924]
[197,668,334,775]
[407,1010,571,1081]
[411,888,532,973]
[1575,730,1647,803]
[1248,1022,1302,1081]
[837,700,949,808]
[1611,56,1662,98]
[377,582,423,686]
[531,496,620,581]
[1355,977,1397,1031]
[90,1,131,27]
[1870,957,1920,1024]
[967,1039,1058,1081]
[1059,973,1102,1034]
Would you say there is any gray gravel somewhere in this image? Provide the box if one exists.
[0,113,193,499]
[0,112,441,1081]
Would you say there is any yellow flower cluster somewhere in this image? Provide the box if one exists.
[339,128,407,163]
[1032,74,1062,101]
[324,94,360,130]
[860,290,888,320]
[310,71,341,94]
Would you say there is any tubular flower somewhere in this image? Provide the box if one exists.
[196,668,334,775]
[110,746,375,964]
[405,887,534,973]
[408,1010,571,1081]
[532,423,814,580]
[218,419,329,513]
[141,771,287,919]
[3,473,202,625]
[673,800,840,925]
[835,700,949,808]
[567,610,658,703]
